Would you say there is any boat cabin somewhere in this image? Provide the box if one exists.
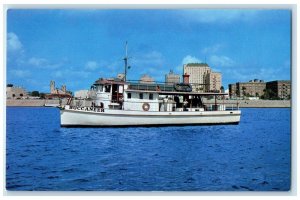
[92,79,229,112]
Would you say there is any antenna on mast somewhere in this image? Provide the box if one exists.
[124,41,129,82]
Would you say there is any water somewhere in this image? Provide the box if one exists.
[6,107,291,191]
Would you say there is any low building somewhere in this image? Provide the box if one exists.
[228,79,291,100]
[139,74,155,84]
[228,79,266,98]
[236,80,266,98]
[266,80,291,99]
[6,84,28,99]
[74,90,89,99]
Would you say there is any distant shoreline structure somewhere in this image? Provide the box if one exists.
[6,99,291,108]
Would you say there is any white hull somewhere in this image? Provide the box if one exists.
[60,109,241,127]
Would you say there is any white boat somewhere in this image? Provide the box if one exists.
[60,42,241,127]
[60,79,241,127]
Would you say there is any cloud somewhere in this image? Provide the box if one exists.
[202,44,223,54]
[28,57,48,66]
[182,55,202,64]
[51,69,91,79]
[28,57,62,69]
[10,69,31,78]
[131,51,165,70]
[209,55,236,67]
[84,61,99,70]
[179,10,259,24]
[7,32,23,52]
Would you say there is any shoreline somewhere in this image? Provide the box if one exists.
[6,99,291,108]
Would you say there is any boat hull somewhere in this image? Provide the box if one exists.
[60,109,241,127]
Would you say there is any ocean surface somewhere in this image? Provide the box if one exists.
[6,107,291,191]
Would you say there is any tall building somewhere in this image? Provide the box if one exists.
[139,74,155,84]
[183,63,211,85]
[165,70,180,85]
[266,80,291,99]
[183,63,222,92]
[206,72,222,92]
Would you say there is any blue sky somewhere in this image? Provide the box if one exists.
[7,9,291,92]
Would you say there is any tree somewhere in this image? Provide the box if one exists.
[39,93,46,99]
[242,86,247,99]
[220,86,224,93]
[31,91,40,97]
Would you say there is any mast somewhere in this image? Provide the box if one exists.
[124,41,128,82]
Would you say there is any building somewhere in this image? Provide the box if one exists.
[6,84,28,99]
[236,79,266,98]
[206,72,222,92]
[46,80,72,99]
[165,70,180,85]
[183,63,222,92]
[74,90,89,99]
[183,63,211,84]
[228,84,237,98]
[266,80,291,99]
[228,79,267,99]
[139,74,155,84]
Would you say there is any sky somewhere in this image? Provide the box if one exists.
[6,9,291,93]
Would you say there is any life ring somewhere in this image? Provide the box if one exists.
[142,103,150,111]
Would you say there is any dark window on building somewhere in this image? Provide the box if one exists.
[139,93,143,99]
[128,93,131,99]
[149,93,153,100]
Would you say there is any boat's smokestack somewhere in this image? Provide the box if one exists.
[183,73,190,84]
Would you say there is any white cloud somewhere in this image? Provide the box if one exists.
[7,32,23,52]
[202,44,223,54]
[28,57,62,69]
[182,55,202,64]
[85,61,99,70]
[53,71,64,78]
[132,51,165,66]
[209,55,236,67]
[10,69,31,78]
[51,69,91,79]
[179,10,259,24]
[28,57,48,66]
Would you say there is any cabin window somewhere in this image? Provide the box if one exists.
[149,93,153,100]
[127,93,131,99]
[104,85,111,93]
[139,93,143,99]
[97,85,103,92]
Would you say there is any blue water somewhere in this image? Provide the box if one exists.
[6,107,291,191]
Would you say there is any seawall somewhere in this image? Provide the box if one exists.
[6,99,92,107]
[203,99,290,108]
[6,99,291,108]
